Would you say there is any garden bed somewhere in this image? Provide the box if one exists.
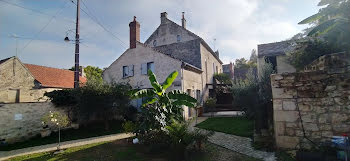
[7,139,260,161]
[195,117,254,137]
[0,120,123,151]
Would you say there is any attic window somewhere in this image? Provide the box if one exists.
[177,35,181,42]
[153,40,157,47]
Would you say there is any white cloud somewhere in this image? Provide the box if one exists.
[1,0,317,67]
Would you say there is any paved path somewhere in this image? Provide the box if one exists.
[191,117,276,161]
[202,111,244,117]
[0,133,134,161]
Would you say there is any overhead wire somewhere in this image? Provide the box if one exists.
[18,0,70,56]
[71,0,127,48]
[0,0,75,24]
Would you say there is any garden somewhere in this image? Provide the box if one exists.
[4,70,261,161]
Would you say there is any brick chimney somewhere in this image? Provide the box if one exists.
[129,16,140,49]
[181,12,186,29]
[161,12,168,24]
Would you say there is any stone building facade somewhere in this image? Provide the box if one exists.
[257,41,296,76]
[0,57,86,103]
[271,52,350,149]
[103,13,223,119]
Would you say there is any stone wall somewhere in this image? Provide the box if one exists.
[0,102,67,144]
[271,52,350,149]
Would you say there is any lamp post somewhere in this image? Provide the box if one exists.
[65,0,80,88]
[74,0,80,89]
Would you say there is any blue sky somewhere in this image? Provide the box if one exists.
[0,0,319,69]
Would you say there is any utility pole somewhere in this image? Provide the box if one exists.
[74,0,80,88]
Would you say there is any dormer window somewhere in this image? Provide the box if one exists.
[177,35,181,42]
[153,40,157,47]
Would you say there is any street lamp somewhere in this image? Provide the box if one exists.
[64,0,80,89]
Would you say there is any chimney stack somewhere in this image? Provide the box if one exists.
[181,12,186,29]
[160,12,168,24]
[129,16,140,49]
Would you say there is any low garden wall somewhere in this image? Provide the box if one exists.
[271,52,350,149]
[0,102,67,144]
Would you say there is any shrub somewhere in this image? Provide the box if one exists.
[122,121,137,133]
[287,38,341,70]
[231,63,274,132]
[204,97,216,112]
[45,81,133,129]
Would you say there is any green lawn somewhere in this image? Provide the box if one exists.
[196,117,254,137]
[7,139,260,161]
[0,120,123,151]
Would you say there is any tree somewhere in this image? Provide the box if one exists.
[132,70,197,133]
[235,58,249,69]
[84,66,103,83]
[249,49,257,63]
[298,0,350,51]
[41,111,69,150]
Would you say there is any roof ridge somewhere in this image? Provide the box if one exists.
[24,63,71,71]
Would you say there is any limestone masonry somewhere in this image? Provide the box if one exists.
[271,52,350,149]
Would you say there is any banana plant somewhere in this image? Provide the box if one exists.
[132,70,197,127]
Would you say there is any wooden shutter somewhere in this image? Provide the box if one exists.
[141,63,147,75]
[129,65,134,76]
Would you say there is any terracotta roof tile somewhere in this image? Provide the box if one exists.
[24,64,87,88]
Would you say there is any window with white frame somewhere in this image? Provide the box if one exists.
[123,65,134,78]
[141,62,154,74]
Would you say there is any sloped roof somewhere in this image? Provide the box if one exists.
[24,64,87,88]
[257,40,294,58]
[154,39,202,68]
[0,57,13,65]
[145,18,222,65]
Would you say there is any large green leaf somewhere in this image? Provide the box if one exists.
[162,71,178,91]
[168,90,197,103]
[172,100,196,107]
[307,19,338,36]
[132,89,155,99]
[298,13,323,24]
[147,70,163,95]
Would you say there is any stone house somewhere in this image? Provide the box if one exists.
[103,12,223,119]
[0,56,86,103]
[257,40,296,76]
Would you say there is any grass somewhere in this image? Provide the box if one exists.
[0,120,123,151]
[195,117,254,137]
[7,139,261,161]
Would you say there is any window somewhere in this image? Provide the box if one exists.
[265,56,277,72]
[123,65,134,78]
[147,62,154,72]
[141,62,154,74]
[177,35,181,42]
[123,66,129,77]
[153,40,157,47]
[216,66,218,74]
[213,63,215,74]
[196,90,200,103]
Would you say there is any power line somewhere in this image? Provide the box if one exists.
[0,0,75,24]
[71,0,127,48]
[19,1,70,55]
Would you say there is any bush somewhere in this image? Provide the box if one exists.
[122,121,137,133]
[204,97,216,112]
[231,63,274,133]
[287,38,341,70]
[45,81,133,129]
